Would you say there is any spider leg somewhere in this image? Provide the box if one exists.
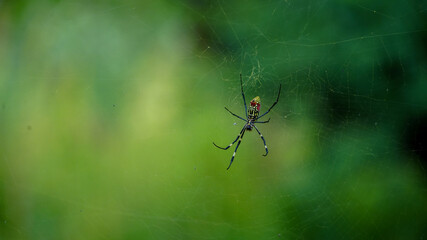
[240,74,248,118]
[253,118,270,124]
[213,125,246,150]
[227,128,246,170]
[257,84,281,120]
[224,107,246,121]
[253,125,268,156]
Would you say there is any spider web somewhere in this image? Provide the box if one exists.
[0,0,427,239]
[188,1,427,238]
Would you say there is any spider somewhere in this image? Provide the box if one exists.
[213,74,281,170]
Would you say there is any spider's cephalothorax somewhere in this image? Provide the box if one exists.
[213,74,281,170]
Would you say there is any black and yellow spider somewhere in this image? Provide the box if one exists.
[213,74,281,170]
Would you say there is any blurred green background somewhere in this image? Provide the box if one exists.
[1,0,427,239]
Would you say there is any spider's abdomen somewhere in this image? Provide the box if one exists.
[248,107,259,120]
[248,96,261,120]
